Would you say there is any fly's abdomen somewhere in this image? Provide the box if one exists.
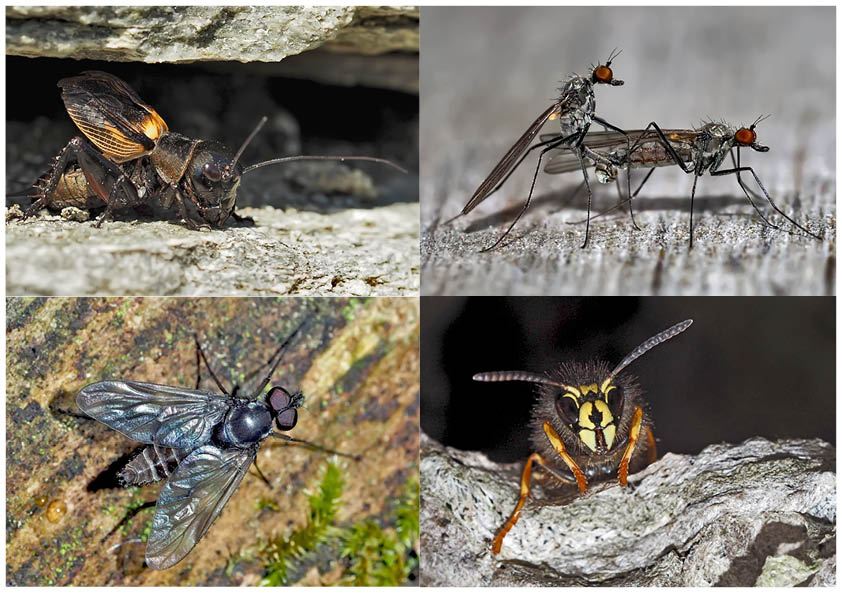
[119,445,192,486]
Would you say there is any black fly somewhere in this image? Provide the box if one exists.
[76,317,358,570]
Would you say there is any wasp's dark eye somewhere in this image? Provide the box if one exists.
[203,162,222,182]
[555,395,579,425]
[608,385,625,418]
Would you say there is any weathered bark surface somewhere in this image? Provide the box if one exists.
[6,298,420,586]
[6,6,418,84]
[420,433,835,586]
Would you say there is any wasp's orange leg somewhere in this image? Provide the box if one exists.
[617,406,643,486]
[491,452,548,554]
[646,426,657,464]
[542,421,588,492]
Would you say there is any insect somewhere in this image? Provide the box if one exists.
[450,49,631,251]
[542,117,822,246]
[473,319,693,554]
[76,317,358,570]
[20,71,405,228]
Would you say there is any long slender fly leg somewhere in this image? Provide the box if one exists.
[270,432,361,461]
[480,133,573,252]
[248,317,310,399]
[627,122,695,174]
[251,458,273,488]
[591,115,639,230]
[578,148,595,248]
[714,148,822,240]
[194,335,232,395]
[103,500,157,543]
[485,135,569,200]
[689,175,700,249]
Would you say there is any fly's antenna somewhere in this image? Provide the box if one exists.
[606,319,693,383]
[751,113,771,130]
[605,47,622,66]
[243,154,407,175]
[226,116,268,179]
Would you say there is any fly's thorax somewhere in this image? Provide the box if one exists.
[693,122,735,168]
[529,361,647,466]
[212,400,273,448]
[556,76,595,140]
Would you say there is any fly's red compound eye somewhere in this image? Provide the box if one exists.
[593,65,613,84]
[734,127,757,146]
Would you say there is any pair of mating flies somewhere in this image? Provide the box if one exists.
[17,71,405,228]
[452,50,821,250]
[76,316,358,570]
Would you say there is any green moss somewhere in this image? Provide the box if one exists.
[254,467,419,586]
[258,461,345,586]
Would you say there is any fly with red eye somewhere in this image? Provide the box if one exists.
[18,71,407,229]
[444,49,637,251]
[542,114,822,246]
[473,319,693,555]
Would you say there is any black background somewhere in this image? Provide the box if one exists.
[421,297,835,462]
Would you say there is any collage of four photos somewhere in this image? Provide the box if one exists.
[4,4,836,588]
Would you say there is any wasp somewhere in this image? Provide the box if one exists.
[20,71,405,228]
[76,316,358,569]
[473,319,692,554]
[447,50,631,251]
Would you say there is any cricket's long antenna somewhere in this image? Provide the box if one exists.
[227,116,268,178]
[607,319,693,382]
[243,155,408,175]
[473,371,574,390]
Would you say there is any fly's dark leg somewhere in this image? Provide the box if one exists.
[591,115,639,230]
[627,122,695,174]
[249,317,311,399]
[103,500,157,542]
[270,432,361,461]
[713,148,822,240]
[689,174,699,248]
[442,135,567,227]
[480,132,575,252]
[567,167,657,225]
[194,335,232,395]
[577,148,595,248]
[251,458,272,488]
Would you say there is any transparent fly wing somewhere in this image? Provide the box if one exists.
[77,380,230,448]
[145,444,257,570]
[462,101,566,214]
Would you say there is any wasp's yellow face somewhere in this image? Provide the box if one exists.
[555,378,624,454]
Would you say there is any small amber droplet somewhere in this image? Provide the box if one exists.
[46,499,67,523]
[593,65,613,83]
[734,128,756,145]
[34,495,48,507]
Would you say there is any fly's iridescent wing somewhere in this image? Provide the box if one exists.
[543,129,696,175]
[76,380,230,448]
[58,71,168,162]
[145,444,258,570]
[462,101,565,214]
